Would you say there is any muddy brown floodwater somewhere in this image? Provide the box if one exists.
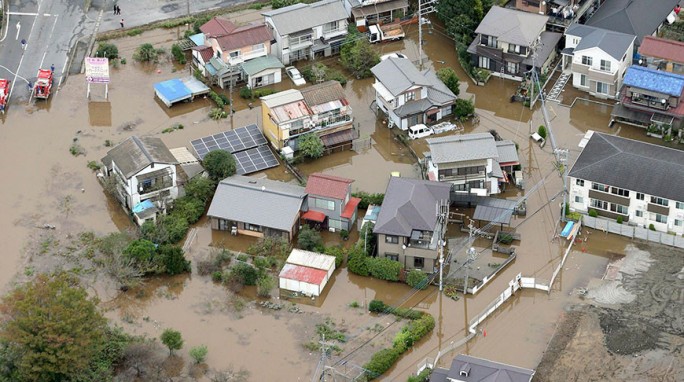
[0,9,680,382]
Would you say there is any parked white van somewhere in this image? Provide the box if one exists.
[408,124,434,140]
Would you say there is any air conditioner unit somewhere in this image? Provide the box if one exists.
[329,227,336,233]
[439,174,445,181]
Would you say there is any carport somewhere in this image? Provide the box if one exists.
[473,197,517,230]
[153,77,210,107]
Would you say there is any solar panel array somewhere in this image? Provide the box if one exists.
[190,124,279,175]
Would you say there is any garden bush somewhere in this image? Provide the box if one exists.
[649,223,656,231]
[171,43,186,64]
[352,192,384,209]
[230,263,258,286]
[406,270,429,290]
[364,348,400,379]
[588,209,598,218]
[368,257,402,282]
[133,43,159,62]
[157,245,191,275]
[347,245,369,276]
[171,196,205,224]
[537,125,547,139]
[256,274,275,297]
[95,42,119,59]
[454,98,475,120]
[368,300,386,313]
[616,216,623,224]
[408,367,432,382]
[324,246,345,268]
[298,225,323,251]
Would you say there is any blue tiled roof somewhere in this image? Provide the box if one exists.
[623,66,684,96]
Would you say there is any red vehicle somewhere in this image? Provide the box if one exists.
[34,69,53,100]
[0,79,9,114]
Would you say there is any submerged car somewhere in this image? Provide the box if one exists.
[380,52,408,61]
[408,124,434,140]
[285,66,306,86]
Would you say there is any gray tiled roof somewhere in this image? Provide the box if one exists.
[103,136,177,179]
[300,80,347,107]
[207,175,307,232]
[262,0,348,36]
[429,355,534,382]
[586,0,679,45]
[566,24,635,60]
[427,133,499,164]
[371,57,431,96]
[568,132,684,202]
[495,140,519,164]
[373,177,451,237]
[475,6,548,47]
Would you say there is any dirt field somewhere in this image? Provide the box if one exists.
[534,243,684,382]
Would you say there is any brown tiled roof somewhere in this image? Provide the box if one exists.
[639,36,684,64]
[200,17,236,38]
[305,173,353,200]
[300,80,348,107]
[216,23,272,52]
[192,45,214,63]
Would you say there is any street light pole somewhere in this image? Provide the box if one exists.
[417,0,437,70]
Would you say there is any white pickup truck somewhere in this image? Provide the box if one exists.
[368,22,405,43]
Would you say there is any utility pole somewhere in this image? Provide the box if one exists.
[437,199,448,291]
[417,0,437,70]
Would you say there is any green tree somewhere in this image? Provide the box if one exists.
[297,225,323,251]
[95,42,119,59]
[271,0,300,9]
[256,274,275,297]
[454,98,475,119]
[436,68,460,97]
[0,273,108,382]
[160,329,183,354]
[157,245,191,275]
[133,43,159,62]
[229,263,259,286]
[436,0,484,44]
[203,150,237,182]
[184,176,217,204]
[340,34,380,79]
[189,344,208,364]
[123,239,158,267]
[298,133,325,159]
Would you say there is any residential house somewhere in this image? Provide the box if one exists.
[303,173,360,232]
[568,132,684,235]
[191,16,275,88]
[467,6,562,81]
[373,177,451,271]
[261,82,355,152]
[638,36,684,74]
[586,0,679,46]
[425,133,520,195]
[610,65,684,131]
[562,24,635,99]
[511,0,599,30]
[100,136,179,225]
[300,81,355,152]
[207,175,307,241]
[370,57,457,130]
[240,55,284,89]
[429,354,534,382]
[263,0,349,65]
[346,0,409,27]
[260,89,314,151]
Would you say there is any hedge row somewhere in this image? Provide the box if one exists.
[348,246,402,281]
[352,191,384,209]
[363,300,435,379]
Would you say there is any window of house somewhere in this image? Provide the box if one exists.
[576,179,584,187]
[482,35,497,48]
[324,20,339,33]
[654,213,668,224]
[675,219,683,227]
[506,61,518,74]
[636,193,645,200]
[600,59,611,71]
[315,198,335,210]
[676,201,684,209]
[581,56,592,66]
[413,257,425,269]
[385,253,399,261]
[579,74,587,87]
[385,235,399,244]
[404,91,415,102]
[610,203,629,215]
[575,196,584,203]
[636,210,643,217]
[479,56,490,70]
[245,223,262,232]
[610,187,629,197]
[592,183,609,192]
[596,82,609,94]
[229,50,240,59]
[590,199,608,210]
[650,196,669,207]
[252,43,265,51]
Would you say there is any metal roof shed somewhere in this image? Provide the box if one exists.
[473,197,518,226]
[279,249,336,297]
[154,77,210,107]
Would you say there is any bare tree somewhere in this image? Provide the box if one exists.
[122,342,158,377]
[210,367,250,382]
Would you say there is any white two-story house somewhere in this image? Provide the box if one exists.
[371,57,456,130]
[101,136,180,225]
[262,0,349,65]
[563,24,635,99]
[569,132,684,235]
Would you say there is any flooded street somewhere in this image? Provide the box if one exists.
[0,9,680,382]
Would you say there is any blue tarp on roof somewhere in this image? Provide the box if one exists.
[189,33,204,46]
[154,78,191,104]
[623,66,684,96]
[132,199,155,214]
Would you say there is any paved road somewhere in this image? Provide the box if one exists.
[0,0,253,109]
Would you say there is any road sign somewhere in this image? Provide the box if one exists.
[85,57,110,83]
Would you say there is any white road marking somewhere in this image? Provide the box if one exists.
[6,12,53,16]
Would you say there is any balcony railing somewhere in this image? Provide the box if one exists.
[314,114,352,129]
[227,48,267,65]
[288,34,313,48]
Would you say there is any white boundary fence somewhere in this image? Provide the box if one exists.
[582,216,684,249]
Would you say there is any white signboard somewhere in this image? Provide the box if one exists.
[85,57,110,84]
